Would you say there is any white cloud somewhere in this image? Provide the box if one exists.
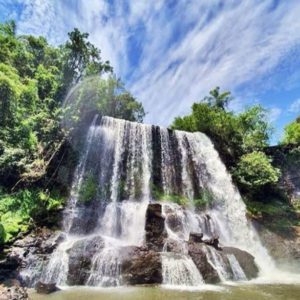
[268,107,282,123]
[288,98,300,113]
[6,0,300,126]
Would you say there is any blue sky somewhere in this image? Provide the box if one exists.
[1,0,300,144]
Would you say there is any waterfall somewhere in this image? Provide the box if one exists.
[162,253,204,286]
[227,254,247,281]
[25,116,277,288]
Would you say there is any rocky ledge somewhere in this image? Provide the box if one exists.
[0,203,260,289]
[0,280,28,300]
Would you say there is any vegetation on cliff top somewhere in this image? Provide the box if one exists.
[171,87,299,232]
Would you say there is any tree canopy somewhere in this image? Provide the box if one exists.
[282,117,300,145]
[0,20,144,187]
[171,87,271,167]
[171,87,280,203]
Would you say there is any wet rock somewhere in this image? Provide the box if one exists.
[35,281,59,294]
[0,255,21,282]
[188,243,220,283]
[203,236,222,250]
[189,232,203,243]
[122,247,162,285]
[145,203,167,251]
[165,213,184,232]
[164,239,185,253]
[67,235,104,285]
[2,228,61,287]
[255,223,300,272]
[0,280,28,300]
[222,247,259,279]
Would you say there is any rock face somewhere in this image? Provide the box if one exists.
[35,281,59,294]
[255,223,300,273]
[67,235,104,285]
[2,202,260,288]
[188,243,220,283]
[189,232,203,243]
[222,247,259,279]
[121,246,162,285]
[0,280,28,300]
[145,203,167,251]
[0,228,59,286]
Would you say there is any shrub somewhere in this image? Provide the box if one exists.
[0,188,65,243]
[233,151,280,190]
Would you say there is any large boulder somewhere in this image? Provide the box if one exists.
[35,281,59,294]
[121,246,162,285]
[67,235,104,285]
[145,203,167,251]
[222,247,259,279]
[189,232,203,243]
[188,242,220,283]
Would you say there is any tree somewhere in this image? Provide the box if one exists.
[59,28,113,98]
[237,105,270,152]
[62,76,145,129]
[171,88,271,167]
[233,151,280,190]
[282,118,300,145]
[204,86,232,110]
[0,20,145,187]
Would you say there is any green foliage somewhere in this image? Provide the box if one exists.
[245,198,299,233]
[238,106,270,152]
[151,184,214,208]
[78,173,98,203]
[233,151,280,190]
[0,20,143,187]
[171,88,278,205]
[161,194,189,206]
[150,184,188,206]
[282,118,300,145]
[63,76,145,129]
[0,188,65,243]
[0,223,5,245]
[204,86,232,110]
[193,189,214,209]
[171,88,271,167]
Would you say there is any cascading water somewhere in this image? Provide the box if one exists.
[23,116,278,288]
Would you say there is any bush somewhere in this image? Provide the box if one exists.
[282,120,300,145]
[233,151,281,190]
[0,188,65,243]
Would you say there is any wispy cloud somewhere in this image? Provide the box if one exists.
[268,107,282,123]
[3,0,300,126]
[288,98,300,114]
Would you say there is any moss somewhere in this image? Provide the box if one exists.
[193,189,214,209]
[150,183,216,208]
[245,198,299,235]
[78,173,98,203]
